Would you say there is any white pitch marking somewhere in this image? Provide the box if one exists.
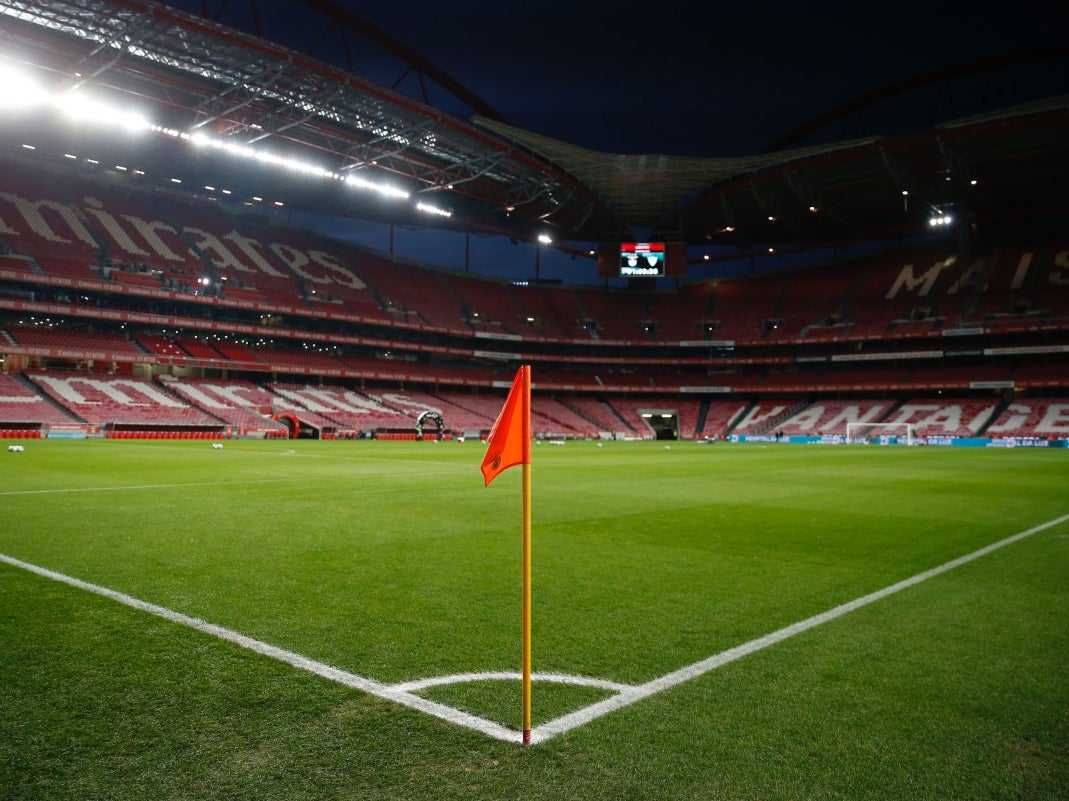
[0,477,308,497]
[529,511,1069,744]
[0,553,517,744]
[391,671,633,694]
[2,511,1066,746]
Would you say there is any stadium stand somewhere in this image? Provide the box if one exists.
[773,400,896,436]
[0,161,102,281]
[985,397,1069,438]
[574,289,649,341]
[0,373,81,427]
[698,401,749,439]
[880,397,1000,438]
[775,261,857,340]
[729,401,803,435]
[156,376,289,435]
[0,148,1066,444]
[706,275,783,342]
[7,325,145,358]
[845,246,956,338]
[645,283,716,342]
[510,284,586,340]
[159,199,307,306]
[559,396,637,435]
[25,371,223,429]
[437,272,527,335]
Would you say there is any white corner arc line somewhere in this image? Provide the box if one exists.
[2,512,1066,747]
[0,553,517,744]
[391,671,634,694]
[529,511,1069,744]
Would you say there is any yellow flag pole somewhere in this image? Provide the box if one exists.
[520,366,532,746]
[521,460,532,745]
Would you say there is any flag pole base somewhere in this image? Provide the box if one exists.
[523,729,531,746]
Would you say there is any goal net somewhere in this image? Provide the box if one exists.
[845,421,916,445]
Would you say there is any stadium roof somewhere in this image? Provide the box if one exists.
[1,0,1068,260]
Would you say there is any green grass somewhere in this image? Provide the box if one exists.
[1,438,1067,799]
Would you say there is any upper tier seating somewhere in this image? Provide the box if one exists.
[7,326,145,358]
[775,262,858,339]
[574,289,649,341]
[157,199,305,306]
[437,273,527,334]
[846,246,956,337]
[65,177,206,289]
[1013,361,1068,388]
[644,283,716,342]
[904,363,1013,390]
[258,225,390,320]
[174,337,227,361]
[510,284,586,340]
[707,275,782,342]
[208,340,264,365]
[252,346,346,373]
[0,162,101,280]
[136,334,189,359]
[345,254,466,330]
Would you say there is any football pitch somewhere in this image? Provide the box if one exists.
[1,438,1067,800]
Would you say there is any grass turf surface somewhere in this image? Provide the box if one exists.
[1,438,1067,799]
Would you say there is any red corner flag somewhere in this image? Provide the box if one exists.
[481,365,531,487]
[481,364,535,745]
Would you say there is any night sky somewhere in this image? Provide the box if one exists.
[152,0,1069,281]
[165,0,1069,157]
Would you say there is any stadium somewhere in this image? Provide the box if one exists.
[1,2,1067,799]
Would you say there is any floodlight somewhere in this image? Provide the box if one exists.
[0,64,47,110]
[345,175,410,199]
[55,91,151,132]
[416,202,452,218]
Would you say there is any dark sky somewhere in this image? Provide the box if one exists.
[164,0,1069,157]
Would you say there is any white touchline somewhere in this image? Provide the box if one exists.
[1,511,1066,747]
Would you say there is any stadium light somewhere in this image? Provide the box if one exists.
[416,202,452,218]
[0,63,47,110]
[5,68,461,225]
[56,91,151,132]
[344,174,410,200]
[537,234,552,245]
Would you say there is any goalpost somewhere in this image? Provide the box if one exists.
[845,421,916,445]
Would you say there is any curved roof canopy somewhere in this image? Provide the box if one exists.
[1,0,1067,256]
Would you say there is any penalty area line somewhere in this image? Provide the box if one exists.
[530,510,1069,744]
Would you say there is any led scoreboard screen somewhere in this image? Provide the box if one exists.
[596,241,685,278]
[619,242,666,277]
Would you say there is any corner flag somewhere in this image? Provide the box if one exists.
[481,365,531,487]
[480,365,534,745]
